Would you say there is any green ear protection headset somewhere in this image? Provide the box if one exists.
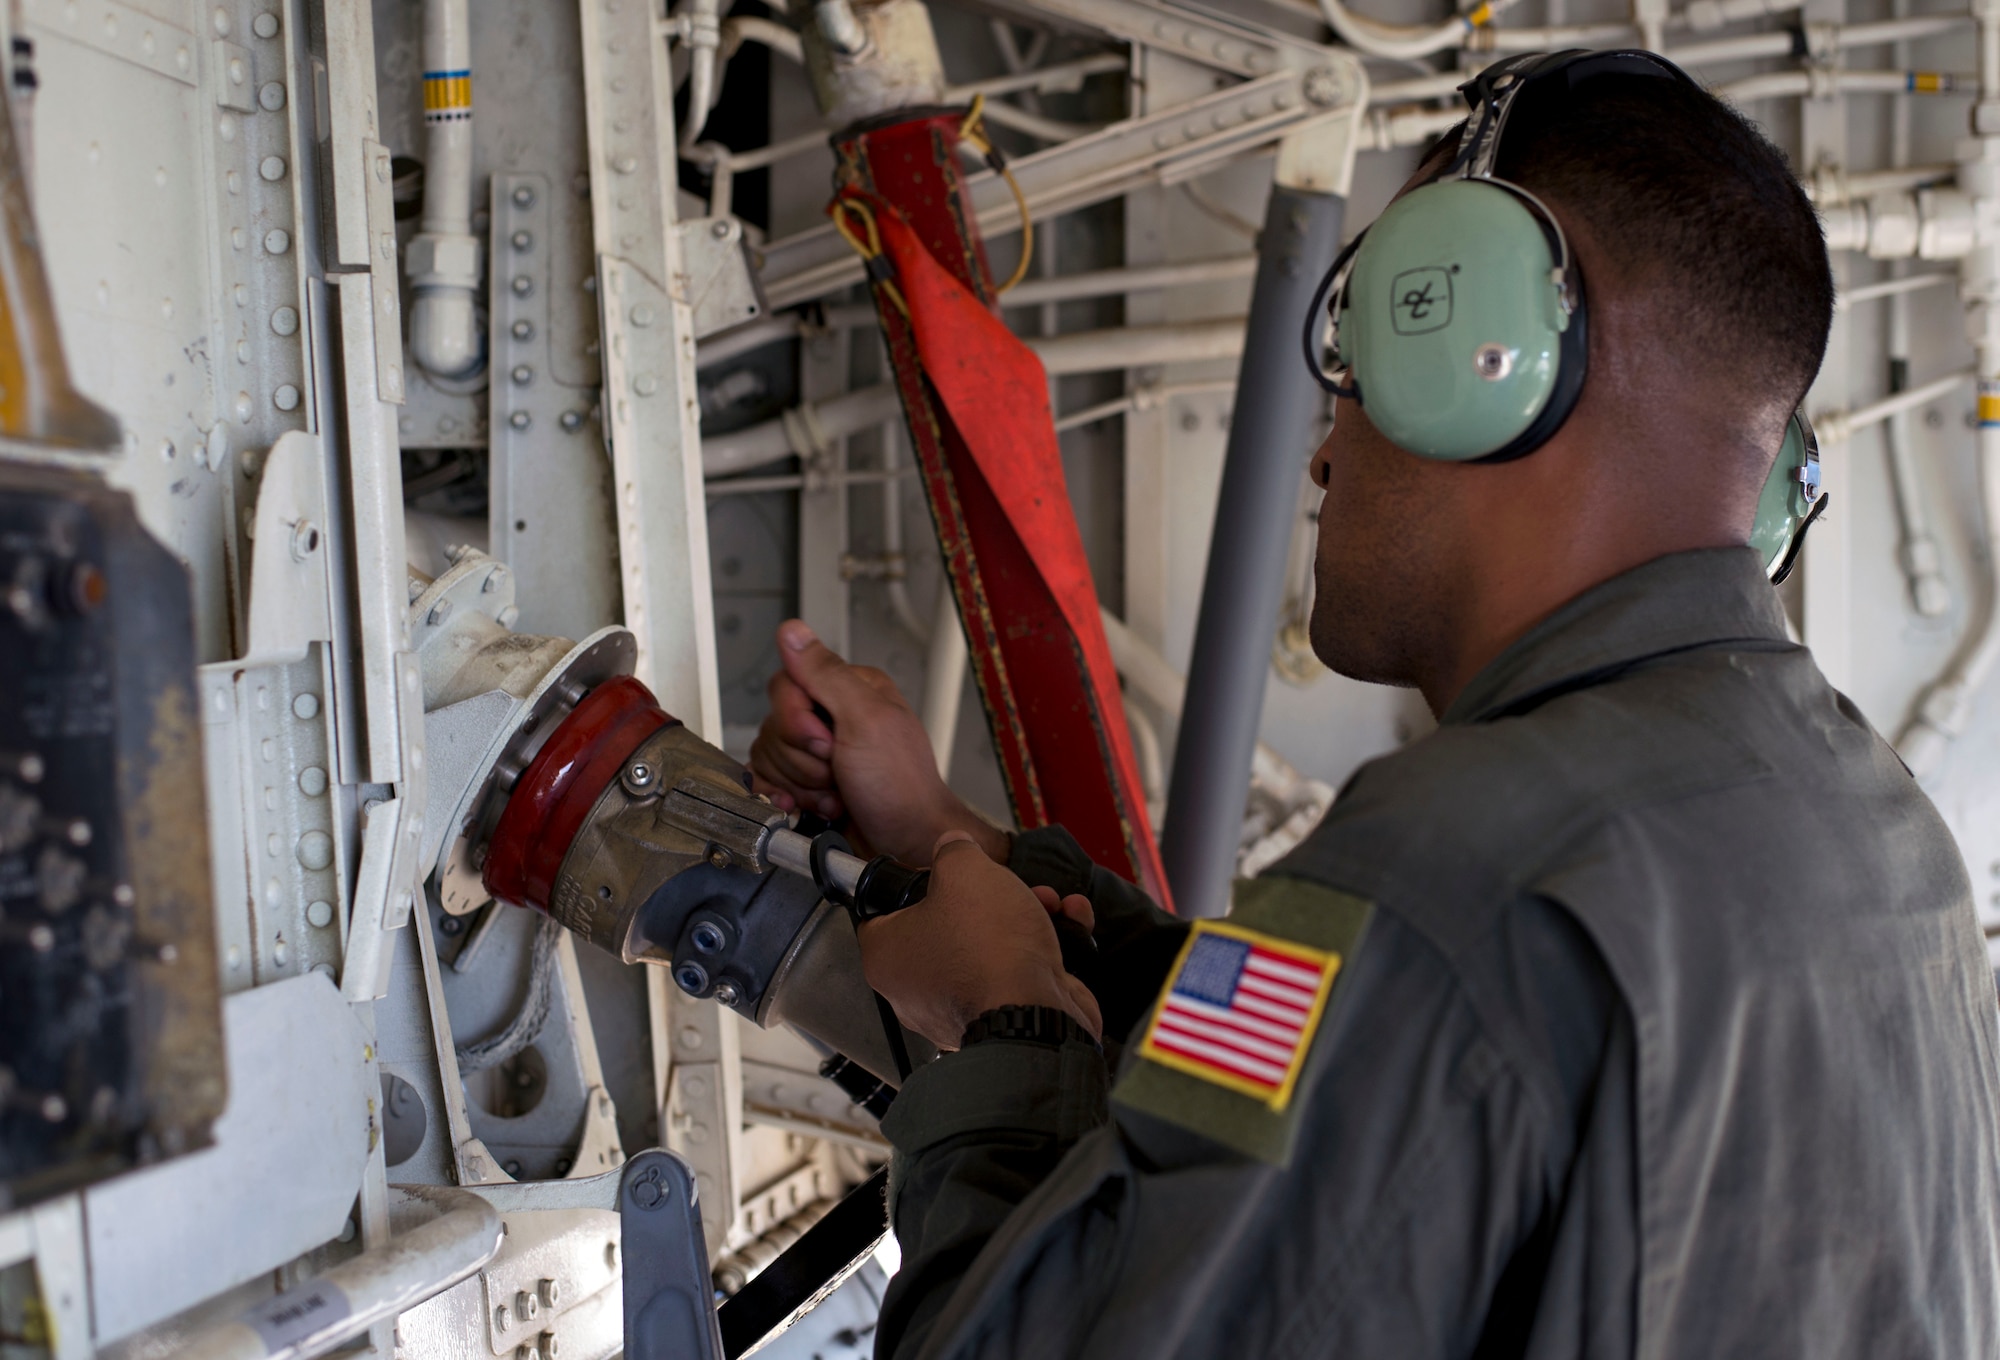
[1301,48,1826,582]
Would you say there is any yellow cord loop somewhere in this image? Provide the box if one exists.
[957,93,1035,295]
[830,195,910,318]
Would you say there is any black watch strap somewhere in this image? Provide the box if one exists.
[959,1004,1097,1052]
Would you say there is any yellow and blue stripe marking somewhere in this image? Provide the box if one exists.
[423,69,471,124]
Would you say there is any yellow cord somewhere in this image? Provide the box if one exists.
[958,93,1035,294]
[830,196,910,317]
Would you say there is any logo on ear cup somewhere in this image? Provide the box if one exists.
[1390,267,1453,335]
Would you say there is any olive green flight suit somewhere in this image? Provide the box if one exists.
[873,547,2000,1360]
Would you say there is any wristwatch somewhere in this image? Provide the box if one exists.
[959,1004,1098,1052]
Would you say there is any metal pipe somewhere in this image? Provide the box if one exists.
[1163,185,1344,918]
[705,322,1248,477]
[881,424,931,641]
[1884,3,1954,619]
[166,1188,503,1360]
[1718,69,1971,101]
[1668,13,1969,65]
[1816,368,1974,442]
[406,0,483,379]
[1836,270,1955,309]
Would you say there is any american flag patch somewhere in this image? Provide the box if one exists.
[1137,921,1342,1110]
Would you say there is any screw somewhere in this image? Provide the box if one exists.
[512,230,533,252]
[428,598,453,625]
[691,921,725,953]
[512,319,534,341]
[513,185,536,208]
[1473,343,1513,381]
[560,410,583,432]
[707,846,732,869]
[510,411,532,431]
[713,980,741,1007]
[711,219,733,239]
[511,364,534,386]
[622,760,657,794]
[675,961,709,994]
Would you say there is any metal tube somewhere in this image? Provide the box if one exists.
[1162,184,1344,918]
[166,1188,503,1360]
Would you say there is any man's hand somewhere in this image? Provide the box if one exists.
[858,833,1101,1051]
[749,620,1007,866]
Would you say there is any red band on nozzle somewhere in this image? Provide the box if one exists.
[482,675,676,913]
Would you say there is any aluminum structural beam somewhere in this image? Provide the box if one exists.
[759,58,1367,308]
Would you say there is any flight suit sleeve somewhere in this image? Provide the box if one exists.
[1006,826,1189,1043]
[874,887,1615,1360]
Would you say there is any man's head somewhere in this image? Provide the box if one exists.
[1308,61,1833,708]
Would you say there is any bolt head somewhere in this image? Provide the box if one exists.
[427,598,453,625]
[675,961,709,994]
[707,846,732,869]
[690,921,725,953]
[1302,65,1348,108]
[539,1278,560,1308]
[515,1290,538,1321]
[713,980,741,1007]
[539,1332,559,1360]
[1472,343,1513,381]
[711,218,734,239]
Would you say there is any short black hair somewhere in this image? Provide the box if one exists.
[1488,67,1834,421]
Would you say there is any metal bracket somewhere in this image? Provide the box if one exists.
[619,1149,724,1360]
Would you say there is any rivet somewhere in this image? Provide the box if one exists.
[511,319,534,341]
[259,81,285,110]
[258,155,286,181]
[307,899,333,928]
[252,11,278,37]
[270,306,298,336]
[264,228,290,254]
[511,275,533,296]
[511,230,532,252]
[513,185,536,208]
[509,411,532,431]
[273,384,300,411]
[511,364,533,386]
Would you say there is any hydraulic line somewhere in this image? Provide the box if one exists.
[1884,1,1953,620]
[1317,0,1521,60]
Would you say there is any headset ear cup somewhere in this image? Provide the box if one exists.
[1341,178,1584,461]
